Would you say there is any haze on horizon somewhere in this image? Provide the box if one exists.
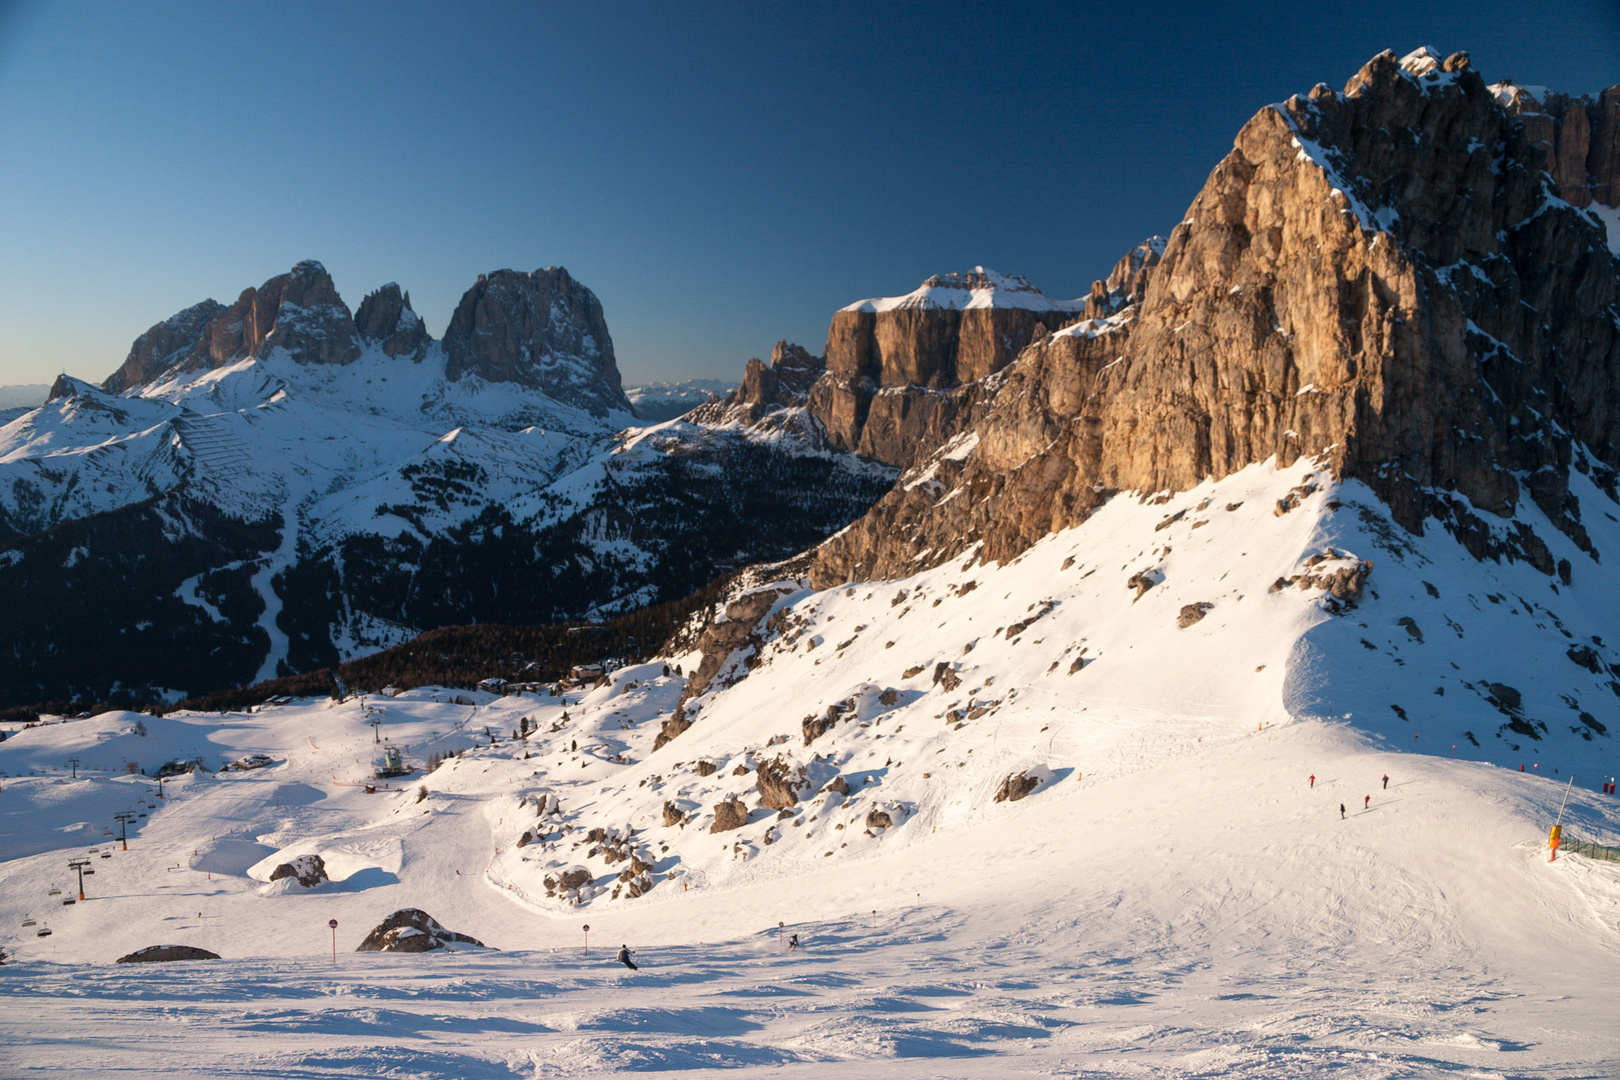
[0,0,1615,388]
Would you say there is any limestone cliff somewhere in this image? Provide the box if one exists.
[441,266,630,416]
[103,261,362,392]
[808,269,1086,466]
[1489,75,1620,209]
[812,48,1620,588]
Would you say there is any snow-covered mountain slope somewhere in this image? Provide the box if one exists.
[1,459,1615,1077]
[0,278,891,706]
[624,378,737,423]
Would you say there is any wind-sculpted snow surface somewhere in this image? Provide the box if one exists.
[0,460,1615,1076]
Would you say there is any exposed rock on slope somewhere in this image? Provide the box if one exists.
[441,267,629,415]
[657,581,801,749]
[813,48,1620,588]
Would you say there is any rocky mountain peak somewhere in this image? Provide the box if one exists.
[354,282,432,360]
[811,47,1620,589]
[101,261,361,393]
[441,266,630,416]
[693,341,828,427]
[1084,236,1167,318]
[46,373,97,403]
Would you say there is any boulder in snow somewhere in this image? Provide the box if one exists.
[711,796,748,833]
[1178,602,1213,627]
[755,756,803,809]
[268,854,328,887]
[116,945,221,964]
[993,771,1041,803]
[355,909,485,953]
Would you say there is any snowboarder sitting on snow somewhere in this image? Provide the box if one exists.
[617,944,637,970]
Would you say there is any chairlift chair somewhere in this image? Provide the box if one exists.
[47,887,61,896]
[21,916,35,927]
[35,927,51,937]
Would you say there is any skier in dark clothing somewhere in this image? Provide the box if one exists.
[787,933,799,951]
[1382,774,1389,790]
[1339,803,1346,819]
[617,945,637,971]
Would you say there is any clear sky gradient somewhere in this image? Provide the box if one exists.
[0,1,1616,387]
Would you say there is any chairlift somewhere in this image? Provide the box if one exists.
[102,831,113,837]
[61,899,75,905]
[99,853,110,859]
[47,888,61,896]
[82,869,94,876]
[21,917,35,927]
[35,927,51,937]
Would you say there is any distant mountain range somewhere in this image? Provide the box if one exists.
[4,46,1619,738]
[624,379,737,423]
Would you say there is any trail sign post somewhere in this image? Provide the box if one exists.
[67,758,80,779]
[68,859,90,901]
[582,923,590,957]
[329,919,338,963]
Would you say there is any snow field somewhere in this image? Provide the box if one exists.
[1,458,1617,1076]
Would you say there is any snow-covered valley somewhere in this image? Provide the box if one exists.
[2,460,1615,1077]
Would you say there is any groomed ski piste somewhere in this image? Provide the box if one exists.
[1,459,1617,1078]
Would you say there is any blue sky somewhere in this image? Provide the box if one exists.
[0,1,1616,387]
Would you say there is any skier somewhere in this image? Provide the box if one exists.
[617,944,637,971]
[1339,803,1346,820]
[1364,794,1370,810]
[1382,774,1389,790]
[787,933,799,951]
[1309,774,1315,789]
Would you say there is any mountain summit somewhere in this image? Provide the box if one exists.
[814,46,1620,585]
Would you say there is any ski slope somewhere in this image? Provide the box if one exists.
[1,460,1616,1077]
